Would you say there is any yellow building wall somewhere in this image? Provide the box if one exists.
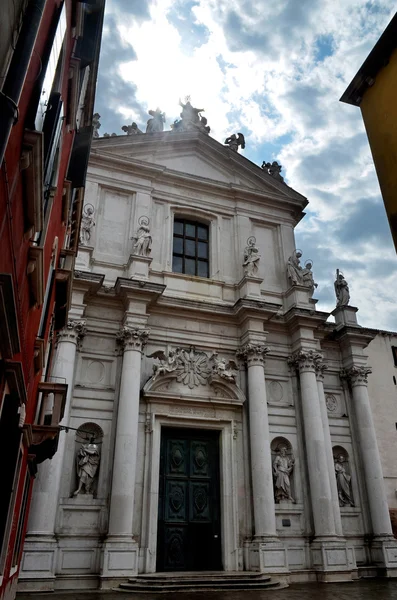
[360,47,397,251]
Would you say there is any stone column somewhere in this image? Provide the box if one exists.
[19,320,86,587]
[238,343,287,573]
[238,343,276,538]
[290,350,336,537]
[102,326,149,582]
[344,366,392,536]
[316,363,343,536]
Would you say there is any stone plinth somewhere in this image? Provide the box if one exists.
[75,245,93,270]
[127,254,152,279]
[283,285,316,311]
[331,305,359,327]
[244,538,288,574]
[310,539,354,582]
[237,274,263,299]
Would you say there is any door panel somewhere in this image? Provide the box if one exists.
[157,428,222,571]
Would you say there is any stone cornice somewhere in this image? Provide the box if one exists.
[73,270,105,295]
[114,277,166,299]
[326,324,376,347]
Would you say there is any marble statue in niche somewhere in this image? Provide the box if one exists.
[273,445,295,503]
[131,216,152,256]
[73,439,100,496]
[334,453,354,506]
[146,108,166,133]
[334,269,350,307]
[243,236,260,276]
[79,204,95,246]
[262,160,284,182]
[224,133,245,152]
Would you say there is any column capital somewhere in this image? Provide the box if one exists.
[237,343,269,366]
[288,349,323,373]
[56,319,86,350]
[315,361,328,381]
[116,326,150,353]
[341,365,372,386]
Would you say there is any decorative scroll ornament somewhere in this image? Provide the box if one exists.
[288,349,323,372]
[148,346,238,389]
[340,365,372,386]
[236,343,269,366]
[57,319,87,349]
[116,327,150,351]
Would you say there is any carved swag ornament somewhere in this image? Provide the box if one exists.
[148,346,238,389]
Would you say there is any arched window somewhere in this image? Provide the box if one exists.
[172,218,209,278]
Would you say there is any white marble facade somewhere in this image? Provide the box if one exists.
[19,130,397,591]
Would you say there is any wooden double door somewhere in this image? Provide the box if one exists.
[157,428,222,572]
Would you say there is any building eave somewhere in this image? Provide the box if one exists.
[340,12,397,106]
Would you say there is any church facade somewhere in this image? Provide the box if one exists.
[19,121,397,591]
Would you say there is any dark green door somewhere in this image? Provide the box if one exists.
[157,428,222,572]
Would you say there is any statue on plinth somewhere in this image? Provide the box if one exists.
[287,249,303,285]
[73,440,100,496]
[273,445,295,503]
[131,216,152,256]
[224,133,245,152]
[334,270,350,306]
[243,236,260,276]
[262,160,284,182]
[122,122,143,135]
[146,108,165,133]
[301,260,317,298]
[334,454,354,506]
[80,204,95,246]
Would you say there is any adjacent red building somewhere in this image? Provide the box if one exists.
[0,1,105,599]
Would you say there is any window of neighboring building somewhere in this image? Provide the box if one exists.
[11,470,30,569]
[172,219,209,278]
[392,346,397,367]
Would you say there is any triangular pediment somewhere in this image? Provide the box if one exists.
[91,131,306,203]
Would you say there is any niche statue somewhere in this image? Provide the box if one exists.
[273,445,295,503]
[334,454,354,506]
[73,441,100,496]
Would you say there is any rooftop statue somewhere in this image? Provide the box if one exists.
[224,133,245,152]
[146,108,166,133]
[171,96,210,134]
[103,132,117,137]
[262,160,284,182]
[334,269,350,307]
[122,122,143,135]
[92,113,101,138]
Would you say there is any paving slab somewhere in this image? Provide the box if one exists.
[16,579,397,600]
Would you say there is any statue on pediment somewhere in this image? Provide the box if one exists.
[262,160,284,182]
[171,97,210,134]
[147,348,179,380]
[146,108,165,133]
[224,133,245,152]
[122,122,143,135]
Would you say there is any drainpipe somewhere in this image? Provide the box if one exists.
[0,0,46,165]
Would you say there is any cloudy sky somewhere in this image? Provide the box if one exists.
[94,0,397,331]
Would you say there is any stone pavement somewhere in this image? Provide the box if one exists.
[16,579,397,600]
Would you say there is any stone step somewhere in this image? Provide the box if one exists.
[119,572,286,592]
